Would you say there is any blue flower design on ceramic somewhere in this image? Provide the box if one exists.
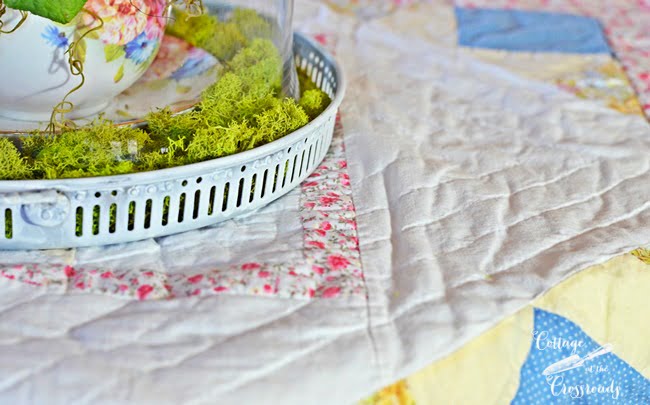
[125,32,157,65]
[171,52,217,80]
[512,308,650,404]
[41,26,69,49]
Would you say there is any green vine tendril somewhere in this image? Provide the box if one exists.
[46,8,104,133]
[0,0,28,34]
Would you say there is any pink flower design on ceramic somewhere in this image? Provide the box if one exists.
[145,0,167,40]
[141,35,193,81]
[242,263,261,271]
[84,0,151,45]
[187,274,203,284]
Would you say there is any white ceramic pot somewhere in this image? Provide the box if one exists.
[0,0,169,121]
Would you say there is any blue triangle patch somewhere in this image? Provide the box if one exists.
[512,308,650,404]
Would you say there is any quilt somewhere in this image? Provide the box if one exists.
[362,0,650,403]
[0,0,649,403]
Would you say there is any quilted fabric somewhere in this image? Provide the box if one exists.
[365,254,650,403]
[1,0,650,403]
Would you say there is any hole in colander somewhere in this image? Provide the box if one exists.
[236,178,244,207]
[273,165,280,193]
[290,155,298,183]
[282,160,290,188]
[208,186,216,215]
[193,190,200,219]
[261,169,269,198]
[222,183,230,212]
[306,145,313,171]
[298,150,306,177]
[162,196,170,226]
[109,204,117,233]
[178,193,186,223]
[128,201,136,231]
[250,174,257,203]
[144,199,152,229]
[75,207,83,237]
[92,205,100,235]
[4,209,12,239]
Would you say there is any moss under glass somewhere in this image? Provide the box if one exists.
[0,8,330,180]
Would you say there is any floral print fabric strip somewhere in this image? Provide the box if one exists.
[300,117,365,298]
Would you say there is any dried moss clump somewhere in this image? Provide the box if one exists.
[300,89,328,120]
[143,37,307,165]
[187,98,308,162]
[143,34,305,166]
[298,66,332,119]
[26,121,151,179]
[0,138,31,180]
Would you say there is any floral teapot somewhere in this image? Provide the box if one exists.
[0,0,169,121]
